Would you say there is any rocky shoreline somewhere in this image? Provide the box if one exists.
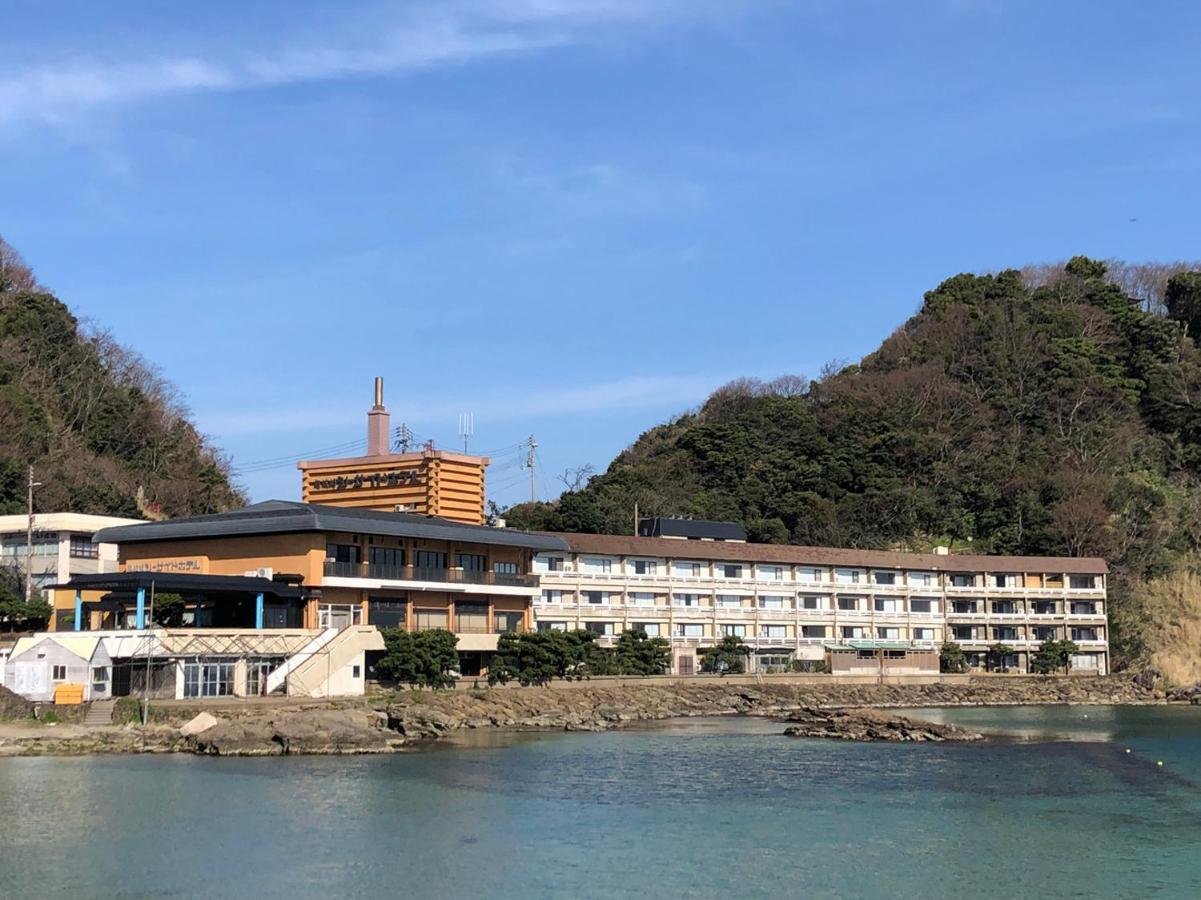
[0,675,1165,757]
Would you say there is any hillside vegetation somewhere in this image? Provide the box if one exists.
[0,236,244,519]
[506,257,1201,673]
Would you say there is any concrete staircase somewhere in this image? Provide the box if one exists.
[84,698,116,727]
[285,626,384,698]
[265,628,339,694]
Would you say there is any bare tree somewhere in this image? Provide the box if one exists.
[557,464,595,492]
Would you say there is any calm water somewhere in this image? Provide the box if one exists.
[3,706,1201,899]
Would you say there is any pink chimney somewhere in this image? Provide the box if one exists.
[366,376,390,456]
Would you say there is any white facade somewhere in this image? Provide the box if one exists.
[532,541,1109,675]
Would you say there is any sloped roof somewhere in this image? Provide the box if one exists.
[538,532,1108,575]
[93,500,568,552]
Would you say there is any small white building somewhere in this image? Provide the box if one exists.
[3,635,112,702]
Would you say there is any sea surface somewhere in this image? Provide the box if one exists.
[2,705,1201,899]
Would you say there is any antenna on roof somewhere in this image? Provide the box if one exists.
[458,413,474,453]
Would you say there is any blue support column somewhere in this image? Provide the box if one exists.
[255,592,264,629]
[136,587,146,629]
[74,589,82,632]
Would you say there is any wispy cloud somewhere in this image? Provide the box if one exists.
[0,1,742,126]
[198,373,726,437]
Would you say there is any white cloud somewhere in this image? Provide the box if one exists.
[198,373,726,437]
[0,0,749,126]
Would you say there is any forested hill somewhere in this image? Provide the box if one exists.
[0,236,244,519]
[505,257,1201,675]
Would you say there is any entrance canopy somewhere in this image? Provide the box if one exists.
[51,572,307,632]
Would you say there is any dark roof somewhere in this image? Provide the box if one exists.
[538,532,1108,575]
[49,571,305,599]
[93,500,569,552]
[638,517,747,541]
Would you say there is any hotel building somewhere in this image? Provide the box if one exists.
[0,512,142,605]
[531,519,1109,676]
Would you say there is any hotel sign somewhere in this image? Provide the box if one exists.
[126,558,205,573]
[312,469,423,491]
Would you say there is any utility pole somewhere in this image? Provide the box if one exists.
[633,501,639,536]
[25,465,41,602]
[526,435,538,503]
[395,423,413,453]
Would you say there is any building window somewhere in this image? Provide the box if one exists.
[913,628,934,641]
[760,625,786,638]
[585,558,612,573]
[633,622,662,637]
[873,572,896,586]
[457,553,486,572]
[992,601,1018,614]
[798,568,823,583]
[674,561,702,577]
[455,603,489,633]
[545,557,564,572]
[1,533,56,557]
[629,592,656,606]
[413,609,449,631]
[632,560,658,575]
[1071,602,1098,615]
[414,550,447,571]
[720,624,746,637]
[800,596,822,610]
[493,561,518,575]
[326,543,360,564]
[540,590,562,604]
[1034,626,1057,641]
[1069,575,1096,590]
[368,597,408,629]
[1033,601,1057,615]
[369,546,405,569]
[908,572,934,587]
[874,598,899,613]
[70,535,99,559]
[495,611,524,634]
[352,665,361,678]
[675,624,704,637]
[910,599,932,614]
[674,593,702,607]
[877,627,900,640]
[835,569,861,584]
[722,564,743,579]
[585,621,615,636]
[183,660,236,698]
[801,625,825,639]
[1071,627,1099,642]
[951,626,974,641]
[759,566,784,581]
[841,626,864,639]
[758,596,787,609]
[537,621,567,632]
[583,591,607,605]
[837,597,858,611]
[994,574,1018,588]
[950,574,974,587]
[951,600,978,614]
[716,595,742,607]
[51,664,68,681]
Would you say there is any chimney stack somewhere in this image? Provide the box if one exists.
[367,376,390,455]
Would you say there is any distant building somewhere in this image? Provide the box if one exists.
[0,512,143,617]
[532,521,1109,676]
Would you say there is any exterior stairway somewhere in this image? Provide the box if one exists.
[284,626,385,698]
[265,628,339,694]
[84,698,116,727]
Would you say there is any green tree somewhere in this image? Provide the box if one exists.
[939,642,968,674]
[700,634,750,674]
[1031,638,1081,675]
[613,630,672,675]
[149,593,186,627]
[985,642,1016,673]
[1165,271,1201,338]
[376,628,460,688]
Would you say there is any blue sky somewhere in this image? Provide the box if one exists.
[2,1,1200,506]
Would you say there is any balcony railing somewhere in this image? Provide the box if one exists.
[324,560,538,588]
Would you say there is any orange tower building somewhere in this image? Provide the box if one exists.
[298,379,489,525]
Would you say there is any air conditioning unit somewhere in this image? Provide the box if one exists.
[394,503,415,513]
[244,567,273,579]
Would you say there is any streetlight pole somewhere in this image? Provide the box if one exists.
[25,465,42,602]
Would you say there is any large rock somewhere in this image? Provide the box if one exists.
[781,707,984,742]
[179,712,220,737]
